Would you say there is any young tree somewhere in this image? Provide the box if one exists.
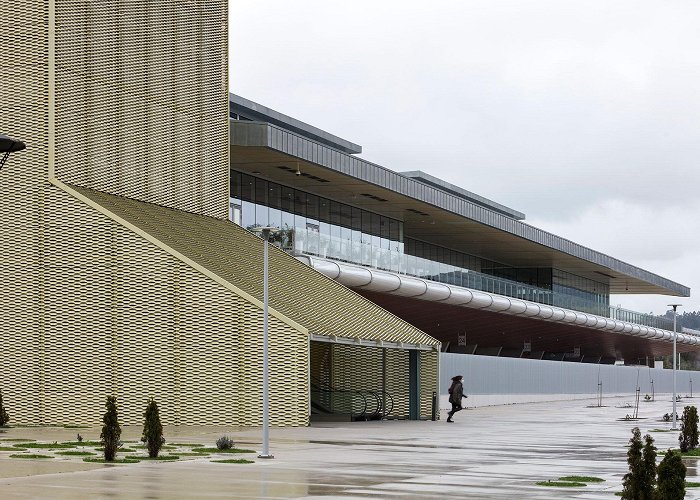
[0,389,9,426]
[141,398,164,458]
[622,427,656,499]
[679,405,699,452]
[641,433,657,495]
[100,396,121,461]
[656,449,686,500]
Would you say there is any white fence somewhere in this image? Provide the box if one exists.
[439,353,700,407]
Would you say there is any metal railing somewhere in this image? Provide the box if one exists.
[291,227,674,332]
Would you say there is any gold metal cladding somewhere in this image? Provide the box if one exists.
[54,1,229,219]
[1,0,436,426]
[69,184,438,348]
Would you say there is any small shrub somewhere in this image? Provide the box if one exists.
[216,436,235,450]
[657,449,686,500]
[100,396,121,462]
[679,405,699,452]
[0,389,9,426]
[644,394,651,401]
[76,433,83,443]
[141,398,164,458]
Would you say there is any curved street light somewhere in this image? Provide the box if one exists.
[0,133,26,171]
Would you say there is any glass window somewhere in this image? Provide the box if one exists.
[281,185,294,214]
[230,170,241,199]
[351,207,362,231]
[268,182,282,210]
[241,174,254,202]
[255,177,267,206]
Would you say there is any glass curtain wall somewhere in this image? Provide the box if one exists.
[230,170,610,317]
[552,269,609,316]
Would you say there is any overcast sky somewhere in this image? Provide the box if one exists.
[230,0,700,315]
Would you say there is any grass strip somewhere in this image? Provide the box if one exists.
[56,450,96,456]
[83,457,141,464]
[558,476,605,483]
[170,443,205,448]
[132,445,177,450]
[0,446,25,451]
[536,480,586,488]
[125,455,179,461]
[649,428,673,432]
[9,454,53,459]
[687,482,700,488]
[14,442,75,449]
[175,452,210,457]
[63,425,90,429]
[0,438,36,442]
[212,459,254,464]
[64,441,102,447]
[194,448,256,454]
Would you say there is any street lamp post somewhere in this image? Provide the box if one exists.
[669,304,682,430]
[255,226,279,459]
[0,133,26,171]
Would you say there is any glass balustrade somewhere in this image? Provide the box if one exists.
[609,306,674,331]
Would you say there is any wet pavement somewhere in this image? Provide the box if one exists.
[1,396,700,499]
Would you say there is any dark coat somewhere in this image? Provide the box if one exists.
[448,380,464,404]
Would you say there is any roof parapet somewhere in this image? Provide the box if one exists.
[230,93,362,154]
[400,170,525,220]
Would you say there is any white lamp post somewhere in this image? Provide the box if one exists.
[255,226,279,459]
[669,304,682,430]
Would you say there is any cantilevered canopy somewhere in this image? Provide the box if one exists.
[230,120,689,297]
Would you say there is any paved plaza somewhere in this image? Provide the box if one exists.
[1,396,700,499]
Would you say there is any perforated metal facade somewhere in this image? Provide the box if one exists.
[0,0,437,427]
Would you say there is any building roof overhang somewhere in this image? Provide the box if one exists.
[230,120,689,297]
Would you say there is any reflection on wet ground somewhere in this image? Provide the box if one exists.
[2,396,700,498]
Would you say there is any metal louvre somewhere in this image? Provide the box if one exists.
[54,1,229,219]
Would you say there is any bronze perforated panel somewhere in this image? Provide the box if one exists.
[3,184,308,426]
[54,1,228,219]
[72,186,438,347]
[0,0,434,427]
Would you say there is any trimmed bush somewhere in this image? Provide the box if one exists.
[141,398,164,458]
[216,436,234,450]
[621,427,656,499]
[679,405,699,452]
[657,449,686,500]
[0,389,9,426]
[100,396,121,461]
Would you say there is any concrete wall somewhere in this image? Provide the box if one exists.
[440,353,700,407]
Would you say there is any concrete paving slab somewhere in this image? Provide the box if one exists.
[1,396,700,498]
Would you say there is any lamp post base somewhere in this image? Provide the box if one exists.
[258,453,275,459]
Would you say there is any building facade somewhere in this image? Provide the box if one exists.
[0,1,438,426]
[229,93,696,367]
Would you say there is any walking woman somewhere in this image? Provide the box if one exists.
[447,375,466,423]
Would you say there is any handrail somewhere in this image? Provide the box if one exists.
[311,375,395,419]
[311,387,367,420]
